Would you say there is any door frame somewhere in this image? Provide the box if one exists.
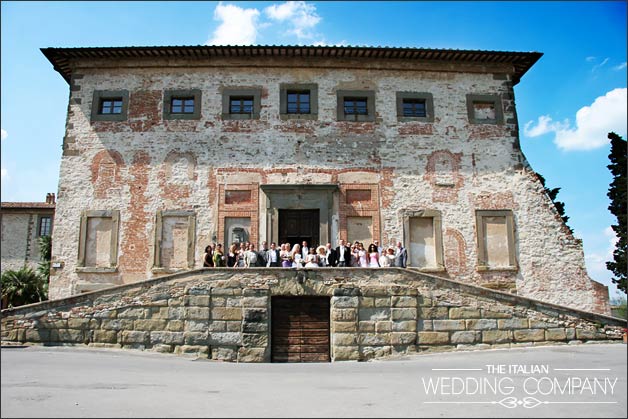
[260,184,338,247]
[270,295,331,363]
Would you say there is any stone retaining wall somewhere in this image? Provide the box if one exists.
[1,268,625,362]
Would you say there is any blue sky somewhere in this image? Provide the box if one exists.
[1,1,626,298]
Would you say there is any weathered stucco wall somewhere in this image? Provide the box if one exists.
[48,56,608,314]
[2,269,625,362]
[1,212,48,274]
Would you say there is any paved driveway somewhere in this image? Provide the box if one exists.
[1,343,626,418]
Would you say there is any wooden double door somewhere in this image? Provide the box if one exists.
[278,209,320,249]
[271,297,330,363]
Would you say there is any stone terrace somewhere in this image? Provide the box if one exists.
[1,268,625,362]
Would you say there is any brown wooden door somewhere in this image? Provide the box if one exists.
[278,209,320,248]
[271,297,330,363]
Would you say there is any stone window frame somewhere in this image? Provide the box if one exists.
[90,90,129,122]
[163,89,202,120]
[402,209,445,272]
[466,94,504,125]
[396,92,435,123]
[475,210,517,271]
[221,87,262,120]
[336,90,375,122]
[279,83,318,120]
[76,210,120,273]
[152,210,196,272]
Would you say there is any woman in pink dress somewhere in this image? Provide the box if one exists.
[367,243,380,267]
[357,242,368,267]
[280,243,292,268]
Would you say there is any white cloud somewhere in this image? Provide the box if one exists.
[585,56,596,62]
[0,168,6,179]
[613,62,627,71]
[312,39,348,47]
[523,115,567,138]
[264,1,321,40]
[265,1,300,20]
[523,88,627,151]
[591,57,609,72]
[1,128,7,141]
[207,2,260,45]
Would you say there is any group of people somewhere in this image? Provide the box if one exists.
[203,239,407,268]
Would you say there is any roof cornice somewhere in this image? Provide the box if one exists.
[40,45,543,85]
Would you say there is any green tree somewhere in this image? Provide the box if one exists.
[606,132,627,294]
[0,236,51,309]
[536,172,573,234]
[36,235,52,297]
[1,266,48,308]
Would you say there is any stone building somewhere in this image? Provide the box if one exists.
[40,45,610,314]
[1,193,55,274]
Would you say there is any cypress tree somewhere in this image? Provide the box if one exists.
[606,132,627,294]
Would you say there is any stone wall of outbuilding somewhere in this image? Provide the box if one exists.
[2,268,624,362]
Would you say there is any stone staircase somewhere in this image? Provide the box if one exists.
[1,268,626,362]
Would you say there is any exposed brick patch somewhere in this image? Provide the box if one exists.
[222,120,270,133]
[467,124,509,139]
[444,228,467,276]
[119,151,151,274]
[424,150,463,203]
[398,123,434,136]
[90,149,125,199]
[335,121,377,135]
[92,121,131,133]
[472,191,517,210]
[346,189,371,204]
[275,120,316,135]
[338,183,380,243]
[225,190,252,205]
[217,184,259,247]
[164,120,201,132]
[129,90,161,132]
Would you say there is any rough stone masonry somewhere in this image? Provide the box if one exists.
[1,268,624,362]
[38,45,609,315]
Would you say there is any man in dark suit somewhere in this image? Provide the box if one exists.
[325,242,337,267]
[335,239,352,267]
[266,242,281,267]
[394,241,408,268]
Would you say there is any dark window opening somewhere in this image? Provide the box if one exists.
[344,98,368,116]
[99,98,123,115]
[287,91,311,114]
[402,99,427,117]
[39,216,52,237]
[171,97,195,114]
[230,96,254,114]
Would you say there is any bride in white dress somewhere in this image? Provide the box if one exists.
[304,247,319,267]
[291,244,303,267]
